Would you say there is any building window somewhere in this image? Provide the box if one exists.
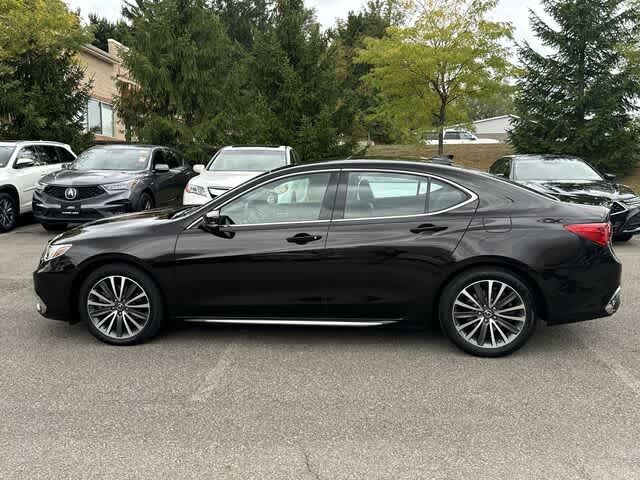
[85,99,115,137]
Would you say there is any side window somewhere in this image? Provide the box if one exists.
[151,149,165,168]
[444,131,459,140]
[57,147,75,163]
[344,172,429,219]
[429,179,469,212]
[164,150,180,169]
[37,146,62,165]
[14,146,40,167]
[489,158,505,175]
[221,172,332,225]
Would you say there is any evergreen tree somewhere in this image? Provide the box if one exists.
[510,0,640,174]
[118,0,265,162]
[0,0,93,151]
[88,14,132,52]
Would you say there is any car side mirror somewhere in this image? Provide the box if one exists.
[15,158,35,169]
[201,210,234,238]
[193,164,204,174]
[154,163,170,173]
[604,173,616,181]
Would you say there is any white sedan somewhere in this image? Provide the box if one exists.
[423,130,501,145]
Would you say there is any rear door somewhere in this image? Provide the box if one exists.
[324,169,478,320]
[173,170,340,319]
[150,149,175,206]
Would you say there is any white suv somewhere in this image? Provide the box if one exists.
[183,145,299,205]
[0,141,76,232]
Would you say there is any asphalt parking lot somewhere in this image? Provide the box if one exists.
[2,220,640,479]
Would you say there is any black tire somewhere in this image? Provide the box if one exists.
[137,192,154,212]
[614,234,633,242]
[78,263,165,346]
[439,268,537,357]
[0,192,18,233]
[41,223,67,232]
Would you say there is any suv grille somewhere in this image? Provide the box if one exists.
[44,185,105,201]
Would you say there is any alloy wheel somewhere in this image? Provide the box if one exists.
[87,275,151,340]
[0,198,16,230]
[452,280,527,349]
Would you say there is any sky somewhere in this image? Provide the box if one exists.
[66,0,547,50]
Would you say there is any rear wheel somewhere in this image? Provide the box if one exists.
[0,193,17,233]
[439,268,537,357]
[79,263,165,345]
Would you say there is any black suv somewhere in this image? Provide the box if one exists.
[489,154,640,241]
[33,145,195,230]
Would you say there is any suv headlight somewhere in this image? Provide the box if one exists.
[104,179,139,192]
[42,243,72,262]
[185,183,207,197]
[35,180,46,192]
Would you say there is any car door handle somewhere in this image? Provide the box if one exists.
[286,233,323,244]
[410,224,448,234]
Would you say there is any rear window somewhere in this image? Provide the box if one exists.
[0,146,15,167]
[208,150,286,172]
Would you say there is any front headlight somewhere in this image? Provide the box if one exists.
[35,180,46,192]
[104,179,139,192]
[42,243,72,262]
[185,183,207,197]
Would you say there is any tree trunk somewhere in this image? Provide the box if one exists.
[437,100,447,155]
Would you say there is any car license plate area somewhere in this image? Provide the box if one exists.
[60,203,80,215]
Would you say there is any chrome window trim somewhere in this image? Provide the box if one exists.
[186,168,340,229]
[335,168,478,221]
[186,166,478,229]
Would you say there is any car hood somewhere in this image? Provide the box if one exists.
[41,169,144,186]
[52,208,183,243]
[191,170,264,189]
[518,179,637,206]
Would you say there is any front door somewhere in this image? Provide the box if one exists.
[324,170,478,320]
[173,170,339,319]
[12,146,47,212]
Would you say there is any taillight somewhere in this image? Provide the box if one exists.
[564,223,612,247]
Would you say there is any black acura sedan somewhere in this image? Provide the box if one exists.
[33,145,195,231]
[34,160,621,356]
[489,155,640,241]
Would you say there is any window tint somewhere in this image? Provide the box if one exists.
[37,146,62,165]
[221,173,331,225]
[429,179,469,212]
[343,172,470,219]
[344,172,429,219]
[163,150,180,169]
[57,147,75,163]
[444,131,460,140]
[490,158,506,175]
[14,146,42,167]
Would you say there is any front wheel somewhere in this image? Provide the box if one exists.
[79,263,165,345]
[439,268,537,357]
[0,193,18,233]
[137,192,154,212]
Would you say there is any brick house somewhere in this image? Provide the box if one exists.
[78,39,130,142]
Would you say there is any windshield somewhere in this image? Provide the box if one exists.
[73,148,151,171]
[0,146,15,167]
[515,158,602,181]
[208,150,286,172]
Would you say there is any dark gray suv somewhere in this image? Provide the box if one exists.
[33,145,195,231]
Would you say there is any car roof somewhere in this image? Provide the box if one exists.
[0,140,71,148]
[508,154,585,162]
[222,145,288,151]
